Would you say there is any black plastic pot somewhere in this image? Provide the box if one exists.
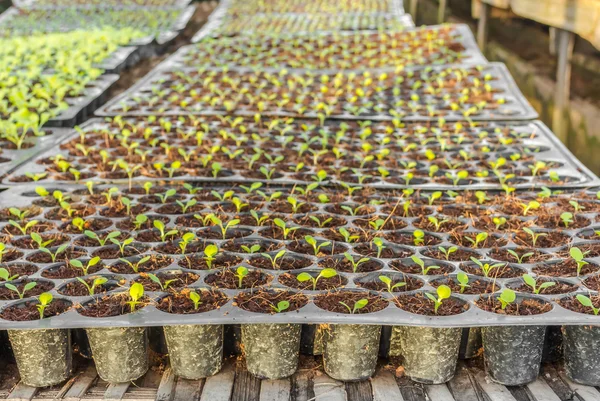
[8,329,72,387]
[562,325,600,386]
[163,324,223,379]
[482,325,545,386]
[323,324,381,381]
[392,326,461,384]
[86,327,148,383]
[241,323,301,379]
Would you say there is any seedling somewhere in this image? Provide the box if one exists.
[145,273,177,291]
[134,214,148,230]
[250,210,270,226]
[176,199,198,214]
[470,257,504,278]
[0,268,18,282]
[286,196,306,213]
[498,289,516,310]
[506,249,534,264]
[125,282,145,313]
[9,208,30,222]
[4,281,36,299]
[297,268,337,291]
[576,294,600,315]
[339,298,368,314]
[379,276,406,294]
[368,237,384,258]
[241,244,261,254]
[261,250,287,269]
[437,246,458,260]
[203,244,219,268]
[427,216,449,231]
[343,252,370,273]
[70,256,101,276]
[520,200,540,216]
[178,232,196,255]
[560,212,574,228]
[522,274,555,294]
[309,216,332,228]
[153,220,178,242]
[570,247,589,276]
[456,272,470,293]
[304,235,331,256]
[157,189,176,204]
[84,230,121,247]
[32,233,68,263]
[425,285,451,314]
[273,218,298,239]
[209,215,240,239]
[465,232,488,248]
[76,276,108,296]
[71,217,86,232]
[8,219,39,235]
[36,292,53,319]
[234,266,249,288]
[338,227,360,243]
[110,237,134,256]
[493,217,507,230]
[118,256,151,273]
[189,291,202,310]
[411,255,440,275]
[522,228,547,247]
[270,300,290,313]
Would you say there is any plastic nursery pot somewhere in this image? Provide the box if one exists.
[236,290,308,379]
[562,325,600,386]
[86,327,149,384]
[323,324,382,382]
[477,293,552,385]
[8,328,72,387]
[314,290,388,381]
[392,326,462,384]
[482,325,546,386]
[163,325,224,379]
[158,289,230,379]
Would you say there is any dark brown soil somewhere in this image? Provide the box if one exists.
[91,243,148,259]
[313,290,388,314]
[0,279,54,300]
[476,297,551,315]
[422,247,481,261]
[58,276,124,296]
[390,259,454,275]
[359,275,424,292]
[77,293,151,317]
[61,218,112,233]
[487,247,550,263]
[318,257,382,273]
[0,299,72,321]
[279,272,347,290]
[249,255,312,270]
[432,277,498,294]
[26,247,86,263]
[178,254,242,270]
[394,292,468,316]
[108,255,174,274]
[353,244,412,258]
[157,289,229,314]
[0,262,38,278]
[132,271,200,291]
[234,290,308,313]
[511,279,578,295]
[221,239,282,253]
[385,231,442,246]
[461,262,522,278]
[259,227,315,240]
[559,295,600,315]
[204,269,271,289]
[287,240,348,256]
[582,275,600,291]
[41,261,104,279]
[533,259,599,277]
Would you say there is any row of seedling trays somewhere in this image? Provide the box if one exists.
[1,182,600,386]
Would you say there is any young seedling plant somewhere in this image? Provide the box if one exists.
[297,268,337,290]
[270,300,290,313]
[77,276,108,296]
[339,298,368,314]
[576,294,600,315]
[37,292,53,319]
[125,282,144,313]
[379,275,406,295]
[522,274,555,294]
[570,247,589,276]
[426,285,451,314]
[498,288,516,310]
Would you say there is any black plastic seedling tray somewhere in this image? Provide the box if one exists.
[0,128,72,180]
[0,183,599,330]
[191,13,415,42]
[94,62,538,122]
[3,117,599,190]
[45,74,120,128]
[183,24,485,69]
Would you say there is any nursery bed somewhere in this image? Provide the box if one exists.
[181,24,486,70]
[0,357,591,401]
[192,13,415,41]
[12,0,192,10]
[0,183,600,329]
[95,63,538,121]
[3,116,598,190]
